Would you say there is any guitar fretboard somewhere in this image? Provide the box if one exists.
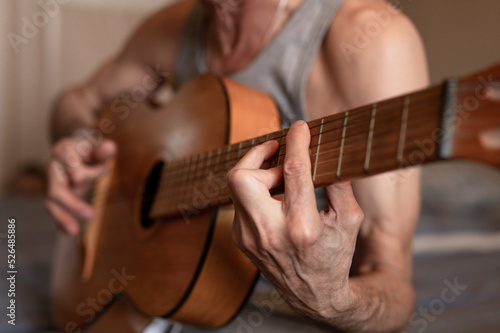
[151,84,445,219]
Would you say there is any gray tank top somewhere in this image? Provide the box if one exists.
[169,2,345,332]
[174,0,344,127]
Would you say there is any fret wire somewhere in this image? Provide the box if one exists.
[175,156,188,209]
[364,103,377,173]
[225,145,231,170]
[216,147,222,173]
[177,156,192,210]
[187,154,199,204]
[206,149,213,183]
[278,129,286,166]
[272,109,435,179]
[312,119,440,169]
[312,118,324,183]
[194,152,204,207]
[397,95,410,166]
[196,152,204,181]
[237,142,243,159]
[336,111,349,179]
[274,103,440,163]
[313,113,439,161]
[313,132,440,179]
[310,105,438,151]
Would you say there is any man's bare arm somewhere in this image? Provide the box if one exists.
[50,59,155,141]
[316,0,429,331]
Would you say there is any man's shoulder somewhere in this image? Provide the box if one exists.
[326,0,421,62]
[331,0,412,36]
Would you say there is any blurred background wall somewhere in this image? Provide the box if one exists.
[0,0,169,195]
[0,0,499,195]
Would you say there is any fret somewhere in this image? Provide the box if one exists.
[206,150,213,180]
[157,163,169,208]
[336,111,349,179]
[164,161,175,201]
[237,142,243,160]
[193,153,204,202]
[185,154,198,206]
[215,147,222,172]
[278,129,286,166]
[312,118,324,183]
[177,156,192,209]
[364,104,377,173]
[225,145,231,170]
[196,152,204,180]
[397,95,410,166]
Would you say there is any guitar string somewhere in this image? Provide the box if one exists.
[144,101,442,214]
[161,88,441,182]
[163,87,441,178]
[160,87,440,174]
[156,120,441,214]
[159,92,442,192]
[159,108,440,203]
[90,88,443,211]
[94,93,442,213]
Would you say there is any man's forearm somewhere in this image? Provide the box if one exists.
[325,270,415,333]
[50,87,102,142]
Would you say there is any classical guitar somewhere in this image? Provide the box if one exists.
[51,64,500,332]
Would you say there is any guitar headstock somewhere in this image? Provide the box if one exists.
[448,63,500,166]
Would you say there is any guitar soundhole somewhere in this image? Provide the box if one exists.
[140,161,164,229]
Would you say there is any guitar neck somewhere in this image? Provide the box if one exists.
[151,81,454,219]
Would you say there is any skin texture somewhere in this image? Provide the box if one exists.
[45,0,429,331]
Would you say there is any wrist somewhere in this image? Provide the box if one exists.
[309,281,358,323]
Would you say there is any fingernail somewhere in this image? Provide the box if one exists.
[291,120,305,128]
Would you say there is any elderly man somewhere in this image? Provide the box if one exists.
[46,0,428,331]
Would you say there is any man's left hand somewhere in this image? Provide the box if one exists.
[227,120,365,320]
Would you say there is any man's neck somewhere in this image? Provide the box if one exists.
[200,0,302,75]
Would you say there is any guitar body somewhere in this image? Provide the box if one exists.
[51,75,281,332]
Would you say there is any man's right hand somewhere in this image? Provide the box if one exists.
[45,136,116,235]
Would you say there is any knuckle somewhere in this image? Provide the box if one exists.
[258,232,281,252]
[283,157,308,178]
[226,168,249,189]
[350,206,365,226]
[287,219,320,248]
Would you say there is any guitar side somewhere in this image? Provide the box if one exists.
[50,75,281,331]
